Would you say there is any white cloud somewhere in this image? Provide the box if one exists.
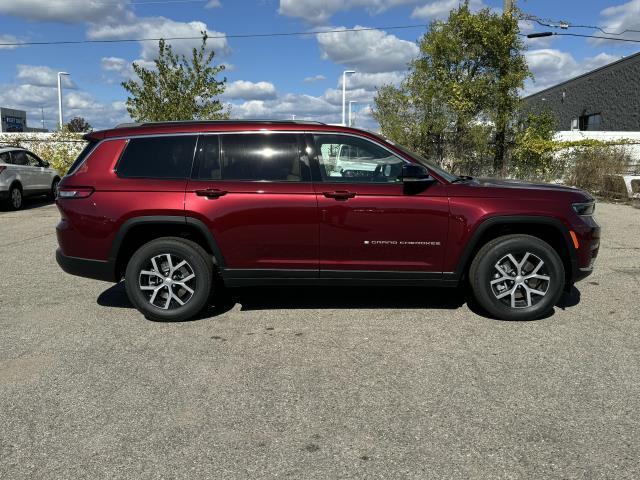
[88,15,229,61]
[304,74,326,83]
[411,0,485,19]
[205,0,221,7]
[16,65,76,88]
[279,0,422,25]
[0,0,129,23]
[0,64,130,131]
[222,80,277,100]
[593,0,640,44]
[337,71,404,90]
[524,49,619,95]
[0,34,23,50]
[317,26,419,73]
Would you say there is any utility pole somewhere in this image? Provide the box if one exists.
[57,72,70,130]
[341,70,356,126]
[503,0,513,16]
[348,101,357,127]
[41,107,45,130]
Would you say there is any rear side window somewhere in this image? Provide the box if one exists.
[67,141,97,175]
[117,136,197,179]
[201,133,311,182]
[0,152,10,164]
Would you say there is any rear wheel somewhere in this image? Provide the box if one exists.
[125,237,213,321]
[469,234,565,320]
[48,178,60,200]
[8,185,23,210]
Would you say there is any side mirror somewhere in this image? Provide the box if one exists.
[43,161,50,168]
[401,164,433,183]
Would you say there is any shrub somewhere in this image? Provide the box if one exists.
[566,146,633,196]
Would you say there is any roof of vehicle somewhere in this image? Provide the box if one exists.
[0,146,26,154]
[84,119,376,141]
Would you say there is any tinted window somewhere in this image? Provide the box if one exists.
[192,136,221,180]
[12,151,27,166]
[0,152,10,164]
[26,153,42,167]
[67,141,96,175]
[117,136,197,179]
[218,134,310,182]
[314,134,403,183]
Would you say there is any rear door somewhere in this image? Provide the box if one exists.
[185,132,319,274]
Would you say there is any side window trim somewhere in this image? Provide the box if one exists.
[310,132,409,184]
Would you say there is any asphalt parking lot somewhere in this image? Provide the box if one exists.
[1,199,639,479]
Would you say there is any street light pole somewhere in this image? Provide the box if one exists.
[341,70,356,126]
[57,72,70,130]
[348,101,357,127]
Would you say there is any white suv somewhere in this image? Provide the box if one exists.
[0,147,60,210]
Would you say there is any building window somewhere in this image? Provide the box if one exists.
[571,118,578,130]
[579,113,602,131]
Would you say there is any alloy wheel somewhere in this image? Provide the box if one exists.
[11,188,22,209]
[490,252,550,309]
[138,253,196,310]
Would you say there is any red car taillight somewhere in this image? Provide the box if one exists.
[57,187,94,199]
[0,166,6,174]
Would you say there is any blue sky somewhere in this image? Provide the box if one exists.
[1,0,639,130]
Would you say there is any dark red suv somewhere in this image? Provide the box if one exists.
[55,120,599,321]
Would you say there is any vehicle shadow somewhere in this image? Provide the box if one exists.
[0,197,53,212]
[98,281,467,321]
[97,281,581,322]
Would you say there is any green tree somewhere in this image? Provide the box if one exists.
[122,33,229,122]
[66,116,92,132]
[373,2,529,175]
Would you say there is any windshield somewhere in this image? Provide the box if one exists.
[385,141,459,183]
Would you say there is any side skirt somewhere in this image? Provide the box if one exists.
[221,269,459,288]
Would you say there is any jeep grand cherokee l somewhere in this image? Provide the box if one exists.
[55,120,600,321]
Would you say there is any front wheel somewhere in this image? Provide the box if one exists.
[469,234,565,321]
[125,237,213,321]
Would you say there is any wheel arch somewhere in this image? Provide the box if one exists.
[453,216,576,287]
[109,216,225,280]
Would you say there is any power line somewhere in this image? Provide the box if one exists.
[0,24,428,48]
[522,32,640,44]
[520,13,640,36]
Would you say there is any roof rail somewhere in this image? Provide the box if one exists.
[114,119,326,129]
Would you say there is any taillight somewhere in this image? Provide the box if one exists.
[57,187,94,199]
[0,166,6,174]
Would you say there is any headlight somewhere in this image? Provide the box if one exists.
[572,202,595,216]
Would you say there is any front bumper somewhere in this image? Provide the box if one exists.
[56,248,117,282]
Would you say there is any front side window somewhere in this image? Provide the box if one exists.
[26,153,42,167]
[313,134,403,183]
[216,134,310,182]
[117,136,197,179]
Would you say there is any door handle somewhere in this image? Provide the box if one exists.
[323,190,356,200]
[195,188,227,199]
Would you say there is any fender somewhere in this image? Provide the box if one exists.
[447,215,577,281]
[108,215,226,267]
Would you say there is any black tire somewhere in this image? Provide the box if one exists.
[125,237,214,321]
[469,234,565,321]
[48,178,60,200]
[8,184,23,210]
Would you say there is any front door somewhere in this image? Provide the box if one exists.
[311,133,449,275]
[185,133,319,273]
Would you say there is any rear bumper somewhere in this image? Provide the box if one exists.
[56,248,117,282]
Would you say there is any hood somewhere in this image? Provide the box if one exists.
[475,177,592,196]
